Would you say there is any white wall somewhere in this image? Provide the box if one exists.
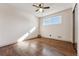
[0,4,38,47]
[77,4,79,56]
[75,3,79,56]
[40,8,73,42]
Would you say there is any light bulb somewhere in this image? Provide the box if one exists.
[39,8,43,12]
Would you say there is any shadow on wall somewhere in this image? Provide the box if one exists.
[17,27,36,42]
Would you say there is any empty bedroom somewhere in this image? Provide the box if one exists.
[0,3,77,56]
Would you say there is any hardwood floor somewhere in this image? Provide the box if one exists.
[0,38,76,56]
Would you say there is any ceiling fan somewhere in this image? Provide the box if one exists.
[33,3,50,12]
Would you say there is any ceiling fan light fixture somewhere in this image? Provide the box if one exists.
[33,3,50,13]
[39,8,43,12]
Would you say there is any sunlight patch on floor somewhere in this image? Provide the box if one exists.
[17,27,36,42]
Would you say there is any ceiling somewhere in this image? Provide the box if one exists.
[9,3,75,17]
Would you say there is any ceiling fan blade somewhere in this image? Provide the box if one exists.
[33,5,39,8]
[39,3,44,7]
[36,9,39,12]
[43,7,50,9]
[39,4,41,7]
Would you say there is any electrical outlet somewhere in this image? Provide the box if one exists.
[49,34,52,37]
[57,36,62,38]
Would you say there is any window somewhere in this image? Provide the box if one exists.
[43,16,62,26]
